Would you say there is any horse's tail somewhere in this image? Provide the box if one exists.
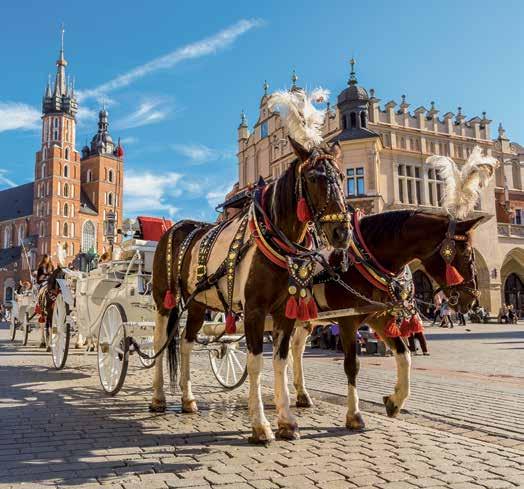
[166,306,180,391]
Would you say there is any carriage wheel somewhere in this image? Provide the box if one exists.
[9,316,17,342]
[138,336,156,369]
[97,304,129,396]
[209,337,248,390]
[50,294,70,370]
[22,313,30,346]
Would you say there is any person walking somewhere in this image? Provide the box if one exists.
[439,299,454,328]
[408,331,430,356]
[456,311,466,326]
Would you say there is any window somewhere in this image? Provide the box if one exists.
[3,227,11,248]
[46,181,50,196]
[86,169,92,182]
[63,164,69,178]
[260,121,269,139]
[427,167,444,207]
[63,222,69,237]
[40,221,45,237]
[63,183,69,197]
[82,221,96,252]
[398,163,423,205]
[350,112,357,128]
[41,163,46,180]
[360,111,367,128]
[63,203,69,217]
[107,192,113,206]
[17,224,25,245]
[5,286,13,302]
[65,147,70,160]
[513,209,523,225]
[108,169,114,183]
[346,167,365,196]
[56,221,60,236]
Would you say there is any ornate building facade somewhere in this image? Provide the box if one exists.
[0,34,124,303]
[237,62,524,315]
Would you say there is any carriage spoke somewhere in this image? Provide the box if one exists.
[227,354,237,383]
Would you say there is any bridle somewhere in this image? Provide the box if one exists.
[432,219,480,307]
[297,150,351,245]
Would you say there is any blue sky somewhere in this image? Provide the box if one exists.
[0,0,522,221]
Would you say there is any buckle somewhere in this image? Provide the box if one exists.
[196,264,207,279]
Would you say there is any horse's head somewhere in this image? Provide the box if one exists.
[290,138,351,249]
[422,216,483,312]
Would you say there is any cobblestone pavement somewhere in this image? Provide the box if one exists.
[291,323,524,449]
[1,323,523,489]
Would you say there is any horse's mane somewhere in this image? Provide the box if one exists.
[359,210,423,244]
[269,159,299,226]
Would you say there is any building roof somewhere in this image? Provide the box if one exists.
[0,183,34,222]
[333,126,380,143]
[0,246,22,268]
[79,189,98,215]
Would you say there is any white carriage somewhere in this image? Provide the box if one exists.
[49,216,250,396]
[9,285,41,346]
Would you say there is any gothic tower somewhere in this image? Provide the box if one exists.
[35,27,81,260]
[81,108,124,254]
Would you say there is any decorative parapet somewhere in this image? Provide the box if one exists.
[498,223,524,238]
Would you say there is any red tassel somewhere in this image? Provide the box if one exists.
[307,298,318,320]
[446,264,464,286]
[35,304,41,315]
[400,319,411,337]
[409,314,424,333]
[384,317,401,338]
[225,312,237,334]
[297,197,312,223]
[163,290,176,310]
[297,297,310,321]
[39,315,46,323]
[285,296,298,319]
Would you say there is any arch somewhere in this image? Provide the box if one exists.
[17,223,25,245]
[108,169,114,183]
[63,222,69,237]
[107,192,114,206]
[342,115,348,130]
[63,164,69,178]
[360,111,367,128]
[82,220,96,253]
[3,226,11,248]
[41,162,47,179]
[504,273,524,315]
[63,203,69,217]
[63,183,69,197]
[350,112,357,129]
[65,147,70,161]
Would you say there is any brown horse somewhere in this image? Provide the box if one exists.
[150,137,351,443]
[291,210,484,430]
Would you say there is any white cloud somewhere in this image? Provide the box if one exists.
[76,106,98,125]
[124,170,182,217]
[0,170,17,188]
[77,19,263,101]
[116,98,171,130]
[120,136,138,145]
[172,143,234,164]
[206,181,237,209]
[0,102,40,133]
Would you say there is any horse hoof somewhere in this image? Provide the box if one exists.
[149,399,166,413]
[383,395,401,418]
[182,399,198,414]
[346,412,366,431]
[296,393,314,408]
[248,425,275,446]
[276,422,300,440]
[46,346,51,352]
[39,342,46,349]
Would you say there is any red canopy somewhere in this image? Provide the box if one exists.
[137,216,173,241]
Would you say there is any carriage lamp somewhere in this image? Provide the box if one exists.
[105,211,117,247]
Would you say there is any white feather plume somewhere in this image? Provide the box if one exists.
[267,88,329,150]
[427,145,498,219]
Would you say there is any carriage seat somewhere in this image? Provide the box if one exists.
[135,216,173,241]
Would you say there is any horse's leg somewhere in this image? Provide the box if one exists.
[245,307,273,445]
[291,323,314,408]
[272,312,299,440]
[339,316,365,430]
[39,322,46,348]
[371,317,411,417]
[179,302,206,414]
[149,312,169,412]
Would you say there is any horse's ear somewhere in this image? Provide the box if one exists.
[288,137,310,161]
[330,141,342,161]
[456,216,484,234]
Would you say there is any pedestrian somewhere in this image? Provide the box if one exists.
[456,311,466,326]
[499,304,509,324]
[408,331,430,356]
[508,305,517,324]
[439,299,454,328]
[36,254,54,286]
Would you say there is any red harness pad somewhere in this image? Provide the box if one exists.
[137,216,173,241]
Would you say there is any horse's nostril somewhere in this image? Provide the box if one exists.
[334,226,349,243]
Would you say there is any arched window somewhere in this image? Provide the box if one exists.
[504,273,524,315]
[43,147,47,160]
[63,203,69,217]
[107,192,113,206]
[65,147,70,160]
[5,286,13,302]
[41,162,47,179]
[63,183,69,197]
[82,221,96,253]
[17,224,25,245]
[86,169,92,182]
[108,169,114,183]
[350,112,357,128]
[54,118,58,128]
[63,222,69,237]
[360,111,367,128]
[39,221,45,237]
[63,164,69,178]
[4,226,12,248]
